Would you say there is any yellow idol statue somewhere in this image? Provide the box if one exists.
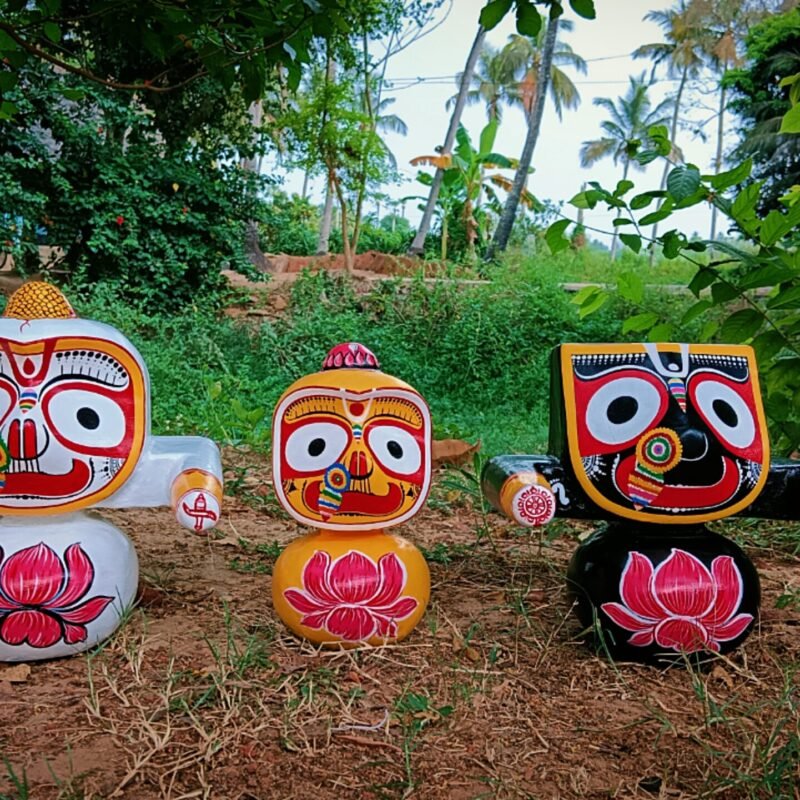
[271,343,431,646]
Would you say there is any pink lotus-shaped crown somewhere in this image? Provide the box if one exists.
[601,549,754,653]
[322,343,380,371]
[0,543,114,648]
[284,550,417,641]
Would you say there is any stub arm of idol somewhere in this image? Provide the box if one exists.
[98,436,224,533]
[481,454,602,527]
[739,458,800,521]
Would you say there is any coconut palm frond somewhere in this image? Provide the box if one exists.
[580,137,618,167]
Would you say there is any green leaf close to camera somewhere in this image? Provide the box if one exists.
[719,309,763,342]
[622,312,658,333]
[545,218,571,254]
[666,166,701,202]
[479,0,513,30]
[619,233,641,253]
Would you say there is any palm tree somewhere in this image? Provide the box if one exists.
[489,19,586,257]
[634,2,706,255]
[446,43,518,122]
[408,24,486,256]
[580,74,673,259]
[687,0,765,239]
[502,22,587,121]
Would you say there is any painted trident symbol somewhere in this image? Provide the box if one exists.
[182,493,219,532]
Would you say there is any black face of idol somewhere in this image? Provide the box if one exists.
[556,343,769,523]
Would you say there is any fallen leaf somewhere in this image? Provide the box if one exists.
[464,646,481,662]
[432,438,481,468]
[0,664,30,683]
[710,665,734,689]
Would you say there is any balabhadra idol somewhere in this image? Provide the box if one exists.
[272,343,431,646]
[0,282,223,661]
[482,343,799,664]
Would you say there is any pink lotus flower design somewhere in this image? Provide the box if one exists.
[0,543,114,648]
[284,550,418,641]
[601,549,754,653]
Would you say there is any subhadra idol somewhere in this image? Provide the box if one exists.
[0,282,223,661]
[271,343,431,646]
[482,343,800,665]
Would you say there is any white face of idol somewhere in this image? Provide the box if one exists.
[0,318,149,512]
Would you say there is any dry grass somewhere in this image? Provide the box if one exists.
[0,457,798,799]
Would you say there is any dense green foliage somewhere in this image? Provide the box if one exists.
[548,123,800,456]
[0,62,267,311]
[727,11,800,212]
[51,255,717,459]
[259,192,414,255]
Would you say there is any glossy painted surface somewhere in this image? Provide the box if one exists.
[0,516,138,661]
[272,361,432,532]
[0,282,224,660]
[566,523,759,665]
[272,343,431,646]
[272,531,429,646]
[557,343,769,524]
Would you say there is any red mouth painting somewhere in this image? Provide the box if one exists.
[304,481,405,517]
[615,454,740,511]
[1,460,92,498]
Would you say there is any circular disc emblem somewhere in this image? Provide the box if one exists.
[513,484,557,527]
[636,427,682,474]
[324,463,351,493]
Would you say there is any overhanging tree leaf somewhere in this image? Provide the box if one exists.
[666,165,701,202]
[480,0,514,30]
[545,218,571,253]
[719,309,763,342]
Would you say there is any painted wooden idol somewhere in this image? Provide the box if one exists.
[271,343,431,646]
[482,343,800,665]
[0,282,223,661]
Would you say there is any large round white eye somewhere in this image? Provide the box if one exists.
[693,380,755,449]
[47,389,126,448]
[285,422,349,472]
[585,377,663,445]
[367,425,422,475]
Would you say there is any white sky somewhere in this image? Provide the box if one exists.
[277,0,730,244]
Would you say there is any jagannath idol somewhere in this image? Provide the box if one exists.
[271,343,431,646]
[482,342,800,665]
[0,282,223,661]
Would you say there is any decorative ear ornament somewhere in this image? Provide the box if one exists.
[0,282,224,661]
[482,342,797,666]
[271,343,431,646]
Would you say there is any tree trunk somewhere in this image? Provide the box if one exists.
[315,53,337,255]
[709,81,727,241]
[650,64,688,265]
[316,180,335,255]
[332,173,354,274]
[241,100,273,272]
[486,20,558,260]
[408,24,486,256]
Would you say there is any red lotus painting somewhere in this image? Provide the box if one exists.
[284,550,418,641]
[601,549,754,653]
[0,543,114,648]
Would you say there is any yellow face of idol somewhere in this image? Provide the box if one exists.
[273,347,432,531]
[558,343,769,524]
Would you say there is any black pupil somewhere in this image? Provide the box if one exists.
[607,396,638,424]
[77,407,100,430]
[387,440,403,459]
[713,399,738,427]
[308,438,326,457]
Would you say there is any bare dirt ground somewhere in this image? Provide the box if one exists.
[0,448,798,800]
